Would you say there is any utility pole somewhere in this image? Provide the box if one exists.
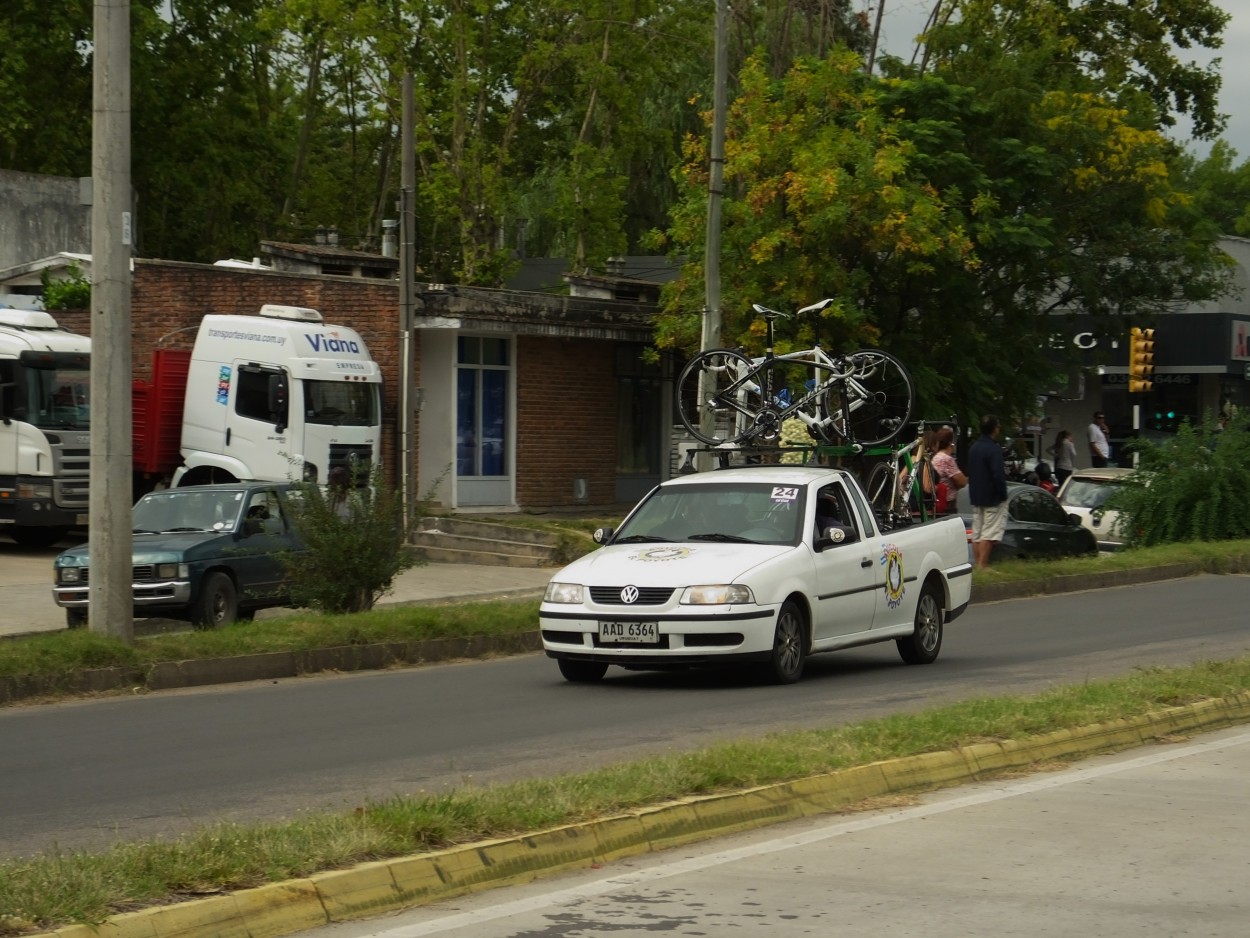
[399,71,417,528]
[698,0,728,461]
[90,0,134,643]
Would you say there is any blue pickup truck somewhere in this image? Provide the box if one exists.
[52,482,302,629]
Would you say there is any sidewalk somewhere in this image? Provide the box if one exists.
[0,559,559,639]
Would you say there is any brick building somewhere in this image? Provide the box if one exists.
[3,257,663,511]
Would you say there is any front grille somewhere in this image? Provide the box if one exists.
[589,586,675,606]
[71,564,156,586]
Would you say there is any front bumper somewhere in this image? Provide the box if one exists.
[52,580,193,609]
[539,603,779,665]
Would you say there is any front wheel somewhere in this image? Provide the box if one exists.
[897,583,943,665]
[676,350,761,445]
[557,658,609,683]
[192,572,238,630]
[763,599,807,684]
[821,349,914,447]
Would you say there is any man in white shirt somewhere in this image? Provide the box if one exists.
[1088,411,1110,468]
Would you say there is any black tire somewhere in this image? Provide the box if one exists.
[821,349,913,447]
[865,461,898,516]
[65,608,88,629]
[192,572,238,629]
[897,582,943,665]
[763,599,807,684]
[557,658,609,683]
[12,526,70,549]
[676,350,761,445]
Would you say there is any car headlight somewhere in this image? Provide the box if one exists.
[58,567,82,584]
[18,483,53,499]
[156,563,188,579]
[544,581,584,604]
[681,584,753,605]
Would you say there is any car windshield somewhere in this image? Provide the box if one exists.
[133,489,245,533]
[303,380,379,427]
[613,482,806,546]
[1062,479,1119,510]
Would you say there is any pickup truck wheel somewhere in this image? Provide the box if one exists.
[765,600,807,684]
[557,658,609,683]
[897,584,943,665]
[192,572,238,630]
[65,608,88,629]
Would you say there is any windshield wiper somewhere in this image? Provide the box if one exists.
[160,526,208,533]
[611,535,673,544]
[132,528,159,534]
[688,533,756,543]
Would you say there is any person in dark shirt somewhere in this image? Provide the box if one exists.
[967,414,1008,569]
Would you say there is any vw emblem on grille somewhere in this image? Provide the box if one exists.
[620,585,640,604]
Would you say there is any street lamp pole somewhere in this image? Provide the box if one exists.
[399,71,416,528]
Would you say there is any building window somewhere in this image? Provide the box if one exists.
[457,336,510,477]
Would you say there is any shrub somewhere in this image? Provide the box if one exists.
[1106,411,1250,547]
[40,264,91,310]
[280,465,424,614]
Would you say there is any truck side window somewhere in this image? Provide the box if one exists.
[236,366,286,424]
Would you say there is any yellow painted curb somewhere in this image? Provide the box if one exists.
[38,693,1250,938]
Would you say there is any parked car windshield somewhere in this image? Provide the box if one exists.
[614,482,806,546]
[133,489,245,533]
[1061,478,1121,510]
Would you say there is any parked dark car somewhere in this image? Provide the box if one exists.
[954,482,1097,561]
[52,482,302,629]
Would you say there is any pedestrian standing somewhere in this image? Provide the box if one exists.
[968,414,1008,569]
[930,425,967,514]
[1088,411,1111,468]
[1048,429,1077,488]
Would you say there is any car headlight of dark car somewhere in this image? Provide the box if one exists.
[155,562,188,579]
[58,567,83,584]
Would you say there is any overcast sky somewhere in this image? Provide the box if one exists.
[871,0,1249,161]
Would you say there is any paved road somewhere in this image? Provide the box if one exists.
[312,725,1250,938]
[2,574,1248,859]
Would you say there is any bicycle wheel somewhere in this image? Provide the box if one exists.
[676,350,762,445]
[821,349,914,447]
[865,460,899,517]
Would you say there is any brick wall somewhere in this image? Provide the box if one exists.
[515,336,618,507]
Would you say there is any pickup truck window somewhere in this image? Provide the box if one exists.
[615,482,805,546]
[134,488,245,533]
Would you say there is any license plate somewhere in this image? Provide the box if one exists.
[598,621,658,644]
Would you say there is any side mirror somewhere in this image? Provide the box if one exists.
[243,518,264,537]
[1067,513,1083,526]
[817,525,855,548]
[593,527,614,544]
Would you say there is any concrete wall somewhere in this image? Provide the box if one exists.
[0,170,91,271]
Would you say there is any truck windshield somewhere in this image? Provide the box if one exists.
[23,362,91,430]
[614,482,806,546]
[303,380,379,427]
[133,488,245,533]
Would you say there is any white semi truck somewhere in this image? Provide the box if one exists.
[2,303,382,546]
[0,308,92,546]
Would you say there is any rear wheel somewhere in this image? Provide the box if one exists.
[557,658,609,683]
[822,349,913,446]
[897,583,943,664]
[676,350,761,445]
[192,572,238,629]
[763,599,807,684]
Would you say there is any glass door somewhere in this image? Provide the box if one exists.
[456,336,512,506]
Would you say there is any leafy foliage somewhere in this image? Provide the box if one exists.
[1107,413,1250,548]
[40,264,91,310]
[280,465,422,614]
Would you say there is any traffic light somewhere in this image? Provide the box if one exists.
[1128,327,1155,393]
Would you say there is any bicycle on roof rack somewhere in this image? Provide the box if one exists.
[676,299,915,450]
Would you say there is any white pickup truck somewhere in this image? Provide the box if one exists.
[540,465,972,684]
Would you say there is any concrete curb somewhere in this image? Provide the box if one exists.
[35,690,1250,938]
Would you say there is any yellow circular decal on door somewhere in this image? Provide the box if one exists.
[879,543,906,609]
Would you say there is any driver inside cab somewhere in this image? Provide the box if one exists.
[815,486,855,545]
